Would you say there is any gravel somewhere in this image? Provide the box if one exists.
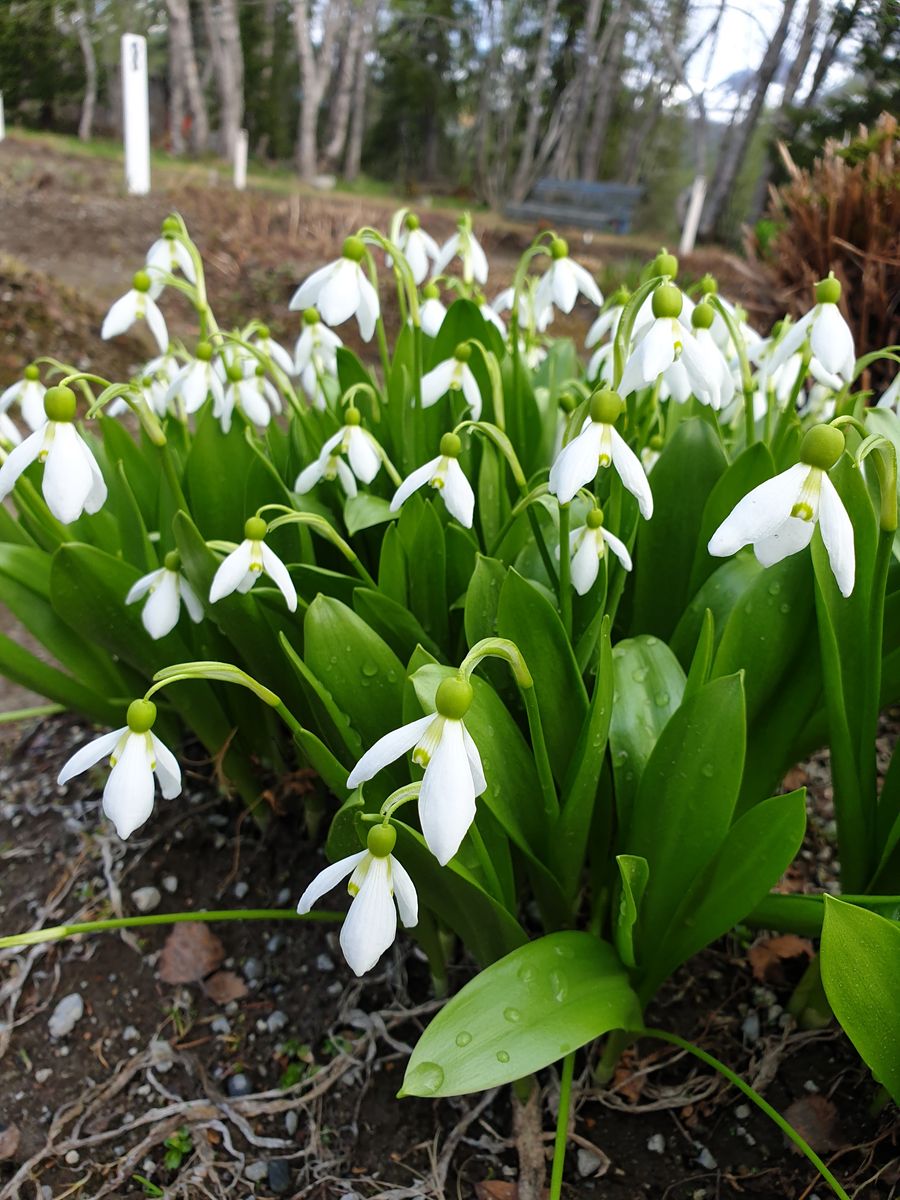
[48,994,84,1038]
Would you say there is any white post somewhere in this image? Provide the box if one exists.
[121,33,150,195]
[234,128,248,191]
[679,174,707,256]
[0,93,5,143]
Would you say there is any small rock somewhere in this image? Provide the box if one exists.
[49,994,84,1038]
[64,1150,80,1166]
[42,1186,53,1200]
[131,886,161,913]
[276,887,291,906]
[647,1133,666,1154]
[804,1079,820,1092]
[234,881,249,900]
[35,1068,52,1084]
[734,1104,751,1119]
[122,1025,140,1041]
[326,981,342,996]
[0,1123,21,1160]
[268,1160,292,1194]
[211,1017,231,1035]
[149,1039,175,1073]
[315,953,334,972]
[741,1011,760,1043]
[267,1010,288,1034]
[266,934,285,954]
[162,875,178,894]
[284,1110,298,1136]
[227,1073,254,1098]
[245,1162,268,1183]
[243,957,263,980]
[696,1146,717,1170]
[576,1146,609,1177]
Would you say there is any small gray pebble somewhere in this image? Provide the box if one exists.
[267,1010,288,1034]
[268,1160,292,1194]
[696,1146,717,1170]
[162,875,178,894]
[284,1110,298,1136]
[326,981,342,996]
[646,1133,666,1154]
[245,1162,268,1183]
[741,1011,760,1043]
[576,1147,607,1177]
[266,934,285,954]
[49,994,84,1038]
[234,881,249,900]
[64,1150,79,1165]
[227,1073,254,1097]
[35,1068,53,1084]
[131,886,161,913]
[276,887,291,906]
[122,1025,140,1041]
[243,957,263,980]
[149,1039,175,1072]
[315,953,334,972]
[734,1103,751,1119]
[211,1017,231,1035]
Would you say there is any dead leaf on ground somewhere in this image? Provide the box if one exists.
[783,1094,843,1154]
[158,922,225,984]
[0,1123,20,1160]
[782,766,809,791]
[203,970,249,1005]
[748,934,814,982]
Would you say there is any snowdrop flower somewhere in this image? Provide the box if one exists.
[587,340,614,384]
[877,373,900,412]
[0,412,21,446]
[476,294,506,337]
[390,433,474,527]
[708,424,854,596]
[217,362,281,433]
[145,220,197,297]
[294,309,342,409]
[126,551,204,639]
[289,237,380,342]
[420,284,448,338]
[295,407,383,496]
[568,508,632,594]
[57,699,181,840]
[297,823,417,976]
[421,344,483,420]
[586,290,627,349]
[631,251,694,342]
[433,217,489,285]
[549,389,653,518]
[536,237,603,321]
[252,325,295,376]
[766,275,855,384]
[347,676,486,866]
[1,364,47,431]
[687,302,736,410]
[641,435,664,475]
[0,385,106,524]
[102,271,169,355]
[494,283,552,333]
[394,213,440,285]
[209,516,298,611]
[619,285,719,401]
[167,342,225,416]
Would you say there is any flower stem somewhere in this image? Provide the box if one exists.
[0,908,343,952]
[558,502,572,638]
[522,684,559,820]
[549,1052,575,1200]
[636,1028,850,1200]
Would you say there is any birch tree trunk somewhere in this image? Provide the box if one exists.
[343,0,379,181]
[74,0,97,142]
[323,7,364,171]
[509,0,560,203]
[548,0,604,179]
[293,0,345,178]
[579,0,629,180]
[201,0,245,160]
[699,0,798,238]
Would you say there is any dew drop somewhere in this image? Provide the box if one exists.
[361,661,378,677]
[455,1031,472,1047]
[405,1061,444,1096]
[645,637,658,646]
[517,965,537,986]
[496,1050,510,1064]
[503,1007,521,1023]
[701,762,715,778]
[549,969,568,1002]
[767,581,782,596]
[632,667,649,683]
[780,602,791,614]
[654,691,670,707]
[554,942,575,958]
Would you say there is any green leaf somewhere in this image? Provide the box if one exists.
[352,587,444,662]
[820,897,900,1102]
[608,635,685,828]
[401,932,642,1097]
[464,554,507,648]
[0,630,118,723]
[404,500,449,645]
[613,854,649,970]
[671,555,761,668]
[684,608,714,699]
[625,674,745,959]
[496,568,588,783]
[185,407,257,541]
[344,494,397,536]
[631,419,727,639]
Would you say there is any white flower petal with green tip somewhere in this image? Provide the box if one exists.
[418,717,477,865]
[341,855,397,975]
[810,302,855,380]
[296,850,366,913]
[707,463,809,557]
[58,727,127,786]
[209,541,254,604]
[102,733,156,839]
[818,472,855,596]
[346,714,434,788]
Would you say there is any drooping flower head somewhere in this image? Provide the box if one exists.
[57,698,182,840]
[217,359,281,433]
[347,675,486,866]
[432,217,489,286]
[395,213,441,286]
[209,516,298,610]
[708,423,854,596]
[619,283,720,401]
[252,324,295,377]
[145,217,197,298]
[296,822,418,976]
[535,237,603,322]
[126,550,204,639]
[1,363,47,432]
[421,343,484,420]
[294,406,383,497]
[766,274,855,386]
[420,283,448,339]
[390,432,475,527]
[549,388,653,518]
[568,507,633,595]
[0,385,107,524]
[167,341,225,417]
[102,271,169,355]
[289,236,380,342]
[294,308,342,409]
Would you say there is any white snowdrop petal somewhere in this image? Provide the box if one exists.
[150,732,183,799]
[341,856,397,975]
[600,527,633,571]
[707,463,809,557]
[570,529,600,595]
[209,541,254,603]
[610,428,654,519]
[296,851,367,913]
[391,459,440,511]
[43,424,94,524]
[140,570,182,639]
[753,515,816,567]
[260,543,298,612]
[346,714,435,788]
[421,359,456,407]
[549,422,604,504]
[58,727,126,786]
[418,719,477,866]
[818,473,855,597]
[102,734,156,839]
[811,303,855,379]
[441,459,475,527]
[389,856,419,928]
[347,428,381,484]
[289,262,337,311]
[101,292,140,340]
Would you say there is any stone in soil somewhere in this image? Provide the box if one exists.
[245,1161,268,1183]
[268,1160,292,1194]
[226,1073,254,1097]
[48,993,84,1038]
[131,885,161,912]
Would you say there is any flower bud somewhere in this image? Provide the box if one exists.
[440,432,462,458]
[367,823,397,858]
[799,424,845,471]
[653,248,678,278]
[257,324,270,338]
[405,213,420,231]
[226,363,244,383]
[586,508,605,529]
[164,550,181,571]
[345,405,362,426]
[454,343,472,363]
[24,364,40,382]
[126,698,157,733]
[652,283,683,320]
[550,236,569,260]
[649,434,664,451]
[255,365,265,378]
[589,388,624,425]
[244,516,268,541]
[197,341,214,362]
[699,273,718,296]
[815,274,841,306]
[303,307,320,326]
[422,283,440,300]
[558,391,576,414]
[133,270,152,294]
[342,236,366,263]
[692,302,715,330]
[435,675,473,719]
[44,385,77,423]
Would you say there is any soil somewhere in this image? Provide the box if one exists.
[0,715,896,1200]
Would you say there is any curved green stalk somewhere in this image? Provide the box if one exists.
[549,1052,576,1200]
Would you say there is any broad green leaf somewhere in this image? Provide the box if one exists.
[405,500,449,645]
[0,630,118,724]
[402,932,641,1097]
[185,407,256,541]
[497,568,588,783]
[613,854,649,970]
[631,419,727,639]
[608,635,685,828]
[625,674,745,957]
[344,494,396,536]
[352,587,443,662]
[279,631,360,763]
[671,556,761,669]
[684,608,714,699]
[821,897,900,1102]
[378,524,407,605]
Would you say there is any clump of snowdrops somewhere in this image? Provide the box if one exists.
[1,209,898,1197]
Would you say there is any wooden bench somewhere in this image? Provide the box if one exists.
[506,178,644,234]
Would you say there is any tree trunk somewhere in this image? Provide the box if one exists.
[509,0,560,203]
[74,0,97,142]
[579,0,629,180]
[292,0,345,178]
[323,7,364,171]
[699,0,798,238]
[801,0,863,106]
[201,0,244,160]
[343,0,379,181]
